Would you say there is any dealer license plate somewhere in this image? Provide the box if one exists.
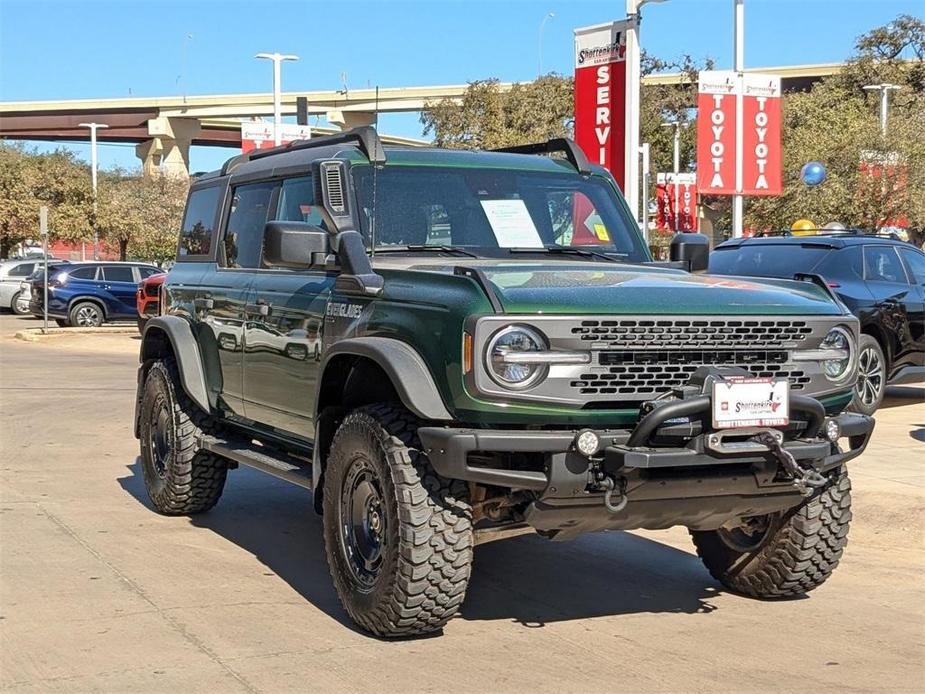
[712,377,790,429]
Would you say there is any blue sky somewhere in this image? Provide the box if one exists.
[1,0,920,173]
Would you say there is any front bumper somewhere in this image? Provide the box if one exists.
[418,397,874,539]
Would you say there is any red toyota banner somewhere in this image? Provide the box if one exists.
[742,74,782,195]
[574,21,630,191]
[697,71,782,197]
[656,173,698,232]
[240,122,312,153]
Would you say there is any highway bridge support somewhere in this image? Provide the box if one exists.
[135,117,200,178]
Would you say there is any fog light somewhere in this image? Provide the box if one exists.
[575,429,601,457]
[824,418,840,443]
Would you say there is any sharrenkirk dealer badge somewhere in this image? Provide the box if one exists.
[712,376,790,429]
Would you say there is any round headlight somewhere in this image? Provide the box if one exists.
[486,325,548,389]
[821,327,853,381]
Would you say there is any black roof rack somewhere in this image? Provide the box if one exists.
[492,138,591,175]
[221,126,386,175]
[753,229,902,240]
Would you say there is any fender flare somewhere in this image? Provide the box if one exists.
[318,337,453,421]
[139,315,211,414]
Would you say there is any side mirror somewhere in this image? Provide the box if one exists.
[263,221,329,268]
[670,232,710,272]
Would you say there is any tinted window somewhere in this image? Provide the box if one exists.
[864,246,907,283]
[224,181,275,269]
[708,244,831,278]
[8,263,35,277]
[275,177,325,227]
[103,266,136,283]
[899,248,925,284]
[815,246,863,281]
[67,266,98,280]
[179,186,222,257]
[138,266,162,279]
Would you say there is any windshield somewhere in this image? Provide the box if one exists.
[709,244,832,278]
[352,165,649,262]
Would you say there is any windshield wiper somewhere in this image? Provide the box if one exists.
[507,246,626,263]
[373,245,481,258]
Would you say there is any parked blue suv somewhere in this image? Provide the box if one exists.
[29,261,161,327]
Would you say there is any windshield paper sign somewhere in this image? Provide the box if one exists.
[480,199,544,248]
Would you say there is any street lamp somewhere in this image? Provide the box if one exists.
[538,12,555,77]
[625,0,669,229]
[255,52,300,146]
[78,122,108,260]
[863,83,902,136]
[661,120,690,232]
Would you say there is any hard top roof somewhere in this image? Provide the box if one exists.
[716,233,912,250]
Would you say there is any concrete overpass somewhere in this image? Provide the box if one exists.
[0,63,846,176]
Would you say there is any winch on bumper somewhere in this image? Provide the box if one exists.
[418,386,874,541]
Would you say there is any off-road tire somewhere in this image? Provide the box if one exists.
[850,334,886,416]
[139,358,227,515]
[69,300,104,327]
[137,317,149,334]
[322,403,473,637]
[10,291,29,315]
[691,467,851,598]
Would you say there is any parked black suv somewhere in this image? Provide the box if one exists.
[135,128,873,637]
[710,233,925,414]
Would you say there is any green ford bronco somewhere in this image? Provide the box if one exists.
[135,127,874,637]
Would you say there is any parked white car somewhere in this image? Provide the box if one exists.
[0,259,58,315]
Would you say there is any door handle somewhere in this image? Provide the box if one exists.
[245,302,270,317]
[194,297,214,310]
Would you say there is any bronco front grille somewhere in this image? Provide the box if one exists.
[571,318,812,349]
[470,314,843,408]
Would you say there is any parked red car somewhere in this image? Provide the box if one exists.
[136,272,165,331]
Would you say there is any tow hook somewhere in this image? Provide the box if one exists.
[751,431,828,497]
[591,468,628,513]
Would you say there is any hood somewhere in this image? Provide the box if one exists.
[375,258,843,315]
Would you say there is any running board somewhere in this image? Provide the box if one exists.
[200,435,313,489]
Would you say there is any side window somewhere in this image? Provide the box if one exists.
[817,246,862,281]
[8,263,35,277]
[138,267,162,279]
[864,246,907,283]
[103,265,136,283]
[67,266,98,280]
[899,248,925,285]
[275,177,325,227]
[179,186,222,257]
[224,181,275,269]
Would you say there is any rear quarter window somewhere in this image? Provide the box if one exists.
[67,266,99,280]
[709,244,831,278]
[179,186,222,258]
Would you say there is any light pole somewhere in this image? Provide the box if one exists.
[78,122,108,260]
[255,52,300,146]
[863,83,902,136]
[625,0,669,230]
[732,0,745,238]
[661,120,689,232]
[538,12,555,77]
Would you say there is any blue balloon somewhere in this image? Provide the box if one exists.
[801,161,827,187]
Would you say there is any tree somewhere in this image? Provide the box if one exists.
[97,171,187,262]
[0,143,93,257]
[421,74,573,149]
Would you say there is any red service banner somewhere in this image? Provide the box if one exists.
[574,21,629,191]
[696,71,737,195]
[656,173,698,232]
[241,122,312,153]
[741,74,782,195]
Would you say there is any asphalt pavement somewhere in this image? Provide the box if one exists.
[1,313,923,693]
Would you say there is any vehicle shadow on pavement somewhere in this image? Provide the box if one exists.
[119,458,722,632]
[119,458,358,632]
[881,385,924,409]
[461,532,721,627]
